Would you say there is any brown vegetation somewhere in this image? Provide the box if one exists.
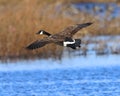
[0,0,120,60]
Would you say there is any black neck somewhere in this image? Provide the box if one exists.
[44,31,51,36]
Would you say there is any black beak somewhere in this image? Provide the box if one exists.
[36,31,39,34]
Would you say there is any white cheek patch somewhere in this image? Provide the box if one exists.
[40,31,43,34]
[63,39,75,46]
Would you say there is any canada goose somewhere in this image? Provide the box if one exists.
[36,30,81,49]
[26,22,92,50]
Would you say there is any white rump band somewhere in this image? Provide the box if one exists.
[63,39,75,46]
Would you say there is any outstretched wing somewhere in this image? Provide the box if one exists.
[26,38,51,50]
[58,22,92,37]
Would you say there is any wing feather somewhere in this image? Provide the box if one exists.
[58,22,93,37]
[26,38,51,50]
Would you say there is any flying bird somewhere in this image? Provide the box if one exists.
[26,22,92,50]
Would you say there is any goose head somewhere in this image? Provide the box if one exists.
[36,30,45,35]
[36,30,51,36]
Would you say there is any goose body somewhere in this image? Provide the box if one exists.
[26,22,92,50]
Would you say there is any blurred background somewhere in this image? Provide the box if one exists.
[0,0,120,96]
[0,0,120,61]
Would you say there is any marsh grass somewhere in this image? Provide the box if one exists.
[0,0,73,59]
[0,0,120,60]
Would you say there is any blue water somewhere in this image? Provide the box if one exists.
[0,67,120,96]
[72,2,120,20]
[0,55,120,96]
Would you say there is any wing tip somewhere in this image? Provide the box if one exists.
[76,22,93,27]
[86,22,93,26]
[25,46,34,50]
[25,44,36,50]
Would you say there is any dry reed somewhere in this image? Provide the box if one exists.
[0,0,120,60]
